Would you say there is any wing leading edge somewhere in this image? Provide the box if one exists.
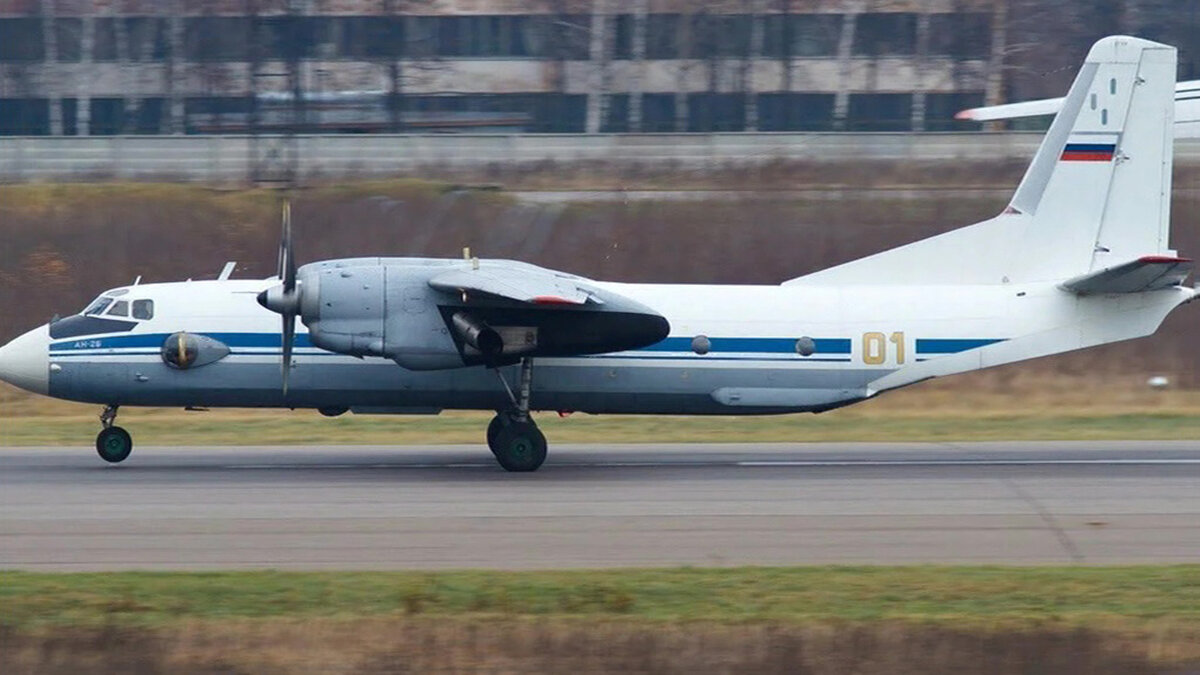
[429,263,600,305]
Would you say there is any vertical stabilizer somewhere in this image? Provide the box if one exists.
[788,36,1177,287]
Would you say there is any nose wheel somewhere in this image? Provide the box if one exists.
[95,405,132,464]
[487,358,547,472]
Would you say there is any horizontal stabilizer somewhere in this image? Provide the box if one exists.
[429,263,598,305]
[1061,256,1192,294]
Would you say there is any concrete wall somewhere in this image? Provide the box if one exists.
[4,132,1200,183]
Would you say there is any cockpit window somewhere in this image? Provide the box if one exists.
[83,297,113,316]
[132,299,154,320]
[107,300,130,317]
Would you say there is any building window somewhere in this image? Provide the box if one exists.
[645,15,680,60]
[93,19,121,61]
[434,15,545,58]
[757,93,836,131]
[531,94,586,132]
[762,14,842,58]
[125,17,171,61]
[61,98,78,135]
[540,15,590,61]
[687,14,751,59]
[404,16,438,58]
[612,14,634,60]
[0,99,51,135]
[602,94,630,132]
[184,17,252,61]
[853,13,918,57]
[336,17,402,58]
[89,98,127,135]
[134,98,166,134]
[0,18,45,62]
[687,93,746,132]
[924,92,985,131]
[642,94,677,132]
[847,93,914,131]
[927,14,992,59]
[55,19,82,62]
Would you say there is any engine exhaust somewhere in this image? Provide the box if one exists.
[451,312,504,358]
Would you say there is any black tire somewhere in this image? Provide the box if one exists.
[486,413,509,450]
[96,426,133,464]
[491,422,547,472]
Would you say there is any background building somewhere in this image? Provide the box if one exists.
[0,0,1196,137]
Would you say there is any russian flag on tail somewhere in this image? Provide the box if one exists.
[1060,133,1120,162]
[1061,143,1117,161]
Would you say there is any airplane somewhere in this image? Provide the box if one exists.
[0,36,1195,472]
[957,78,1200,138]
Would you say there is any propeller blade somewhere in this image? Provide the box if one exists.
[280,200,296,294]
[281,314,295,396]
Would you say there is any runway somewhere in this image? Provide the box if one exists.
[2,441,1200,570]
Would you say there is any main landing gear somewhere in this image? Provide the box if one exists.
[487,358,547,472]
[95,404,133,464]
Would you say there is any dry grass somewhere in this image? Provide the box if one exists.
[5,618,1194,675]
[4,566,1200,674]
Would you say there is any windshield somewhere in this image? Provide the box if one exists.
[82,296,113,316]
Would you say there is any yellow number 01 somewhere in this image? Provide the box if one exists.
[863,332,905,365]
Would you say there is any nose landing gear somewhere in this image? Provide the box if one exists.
[95,404,132,464]
[487,358,547,472]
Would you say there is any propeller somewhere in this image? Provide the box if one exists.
[257,201,300,395]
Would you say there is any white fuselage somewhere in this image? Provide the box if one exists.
[4,276,1186,416]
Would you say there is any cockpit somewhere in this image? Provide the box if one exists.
[82,290,155,321]
[51,289,157,340]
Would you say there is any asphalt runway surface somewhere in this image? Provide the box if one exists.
[2,441,1199,570]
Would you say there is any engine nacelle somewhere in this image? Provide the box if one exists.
[294,258,669,371]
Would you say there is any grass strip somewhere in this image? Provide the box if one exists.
[3,410,1200,446]
[4,566,1200,630]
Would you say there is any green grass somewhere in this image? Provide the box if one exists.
[3,567,1199,630]
[3,408,1200,446]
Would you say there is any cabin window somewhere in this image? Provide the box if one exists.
[83,296,113,316]
[107,300,129,317]
[132,299,154,320]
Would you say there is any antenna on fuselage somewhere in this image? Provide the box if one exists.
[218,262,237,281]
[132,276,141,286]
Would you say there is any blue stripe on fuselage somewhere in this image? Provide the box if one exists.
[51,332,316,352]
[51,333,1006,358]
[915,338,1005,354]
[643,337,852,355]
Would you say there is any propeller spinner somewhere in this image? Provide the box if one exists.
[256,201,300,394]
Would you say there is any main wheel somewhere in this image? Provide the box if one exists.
[96,426,133,464]
[490,421,547,472]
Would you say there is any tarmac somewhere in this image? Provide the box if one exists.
[2,441,1199,570]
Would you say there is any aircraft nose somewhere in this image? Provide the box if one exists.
[0,324,50,396]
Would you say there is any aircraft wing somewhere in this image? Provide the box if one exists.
[956,80,1200,138]
[428,263,600,305]
[1061,256,1193,295]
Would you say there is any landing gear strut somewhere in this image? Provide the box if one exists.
[95,404,133,464]
[487,358,547,472]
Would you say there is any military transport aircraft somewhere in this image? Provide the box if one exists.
[0,36,1194,472]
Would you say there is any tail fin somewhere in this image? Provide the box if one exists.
[788,36,1177,287]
